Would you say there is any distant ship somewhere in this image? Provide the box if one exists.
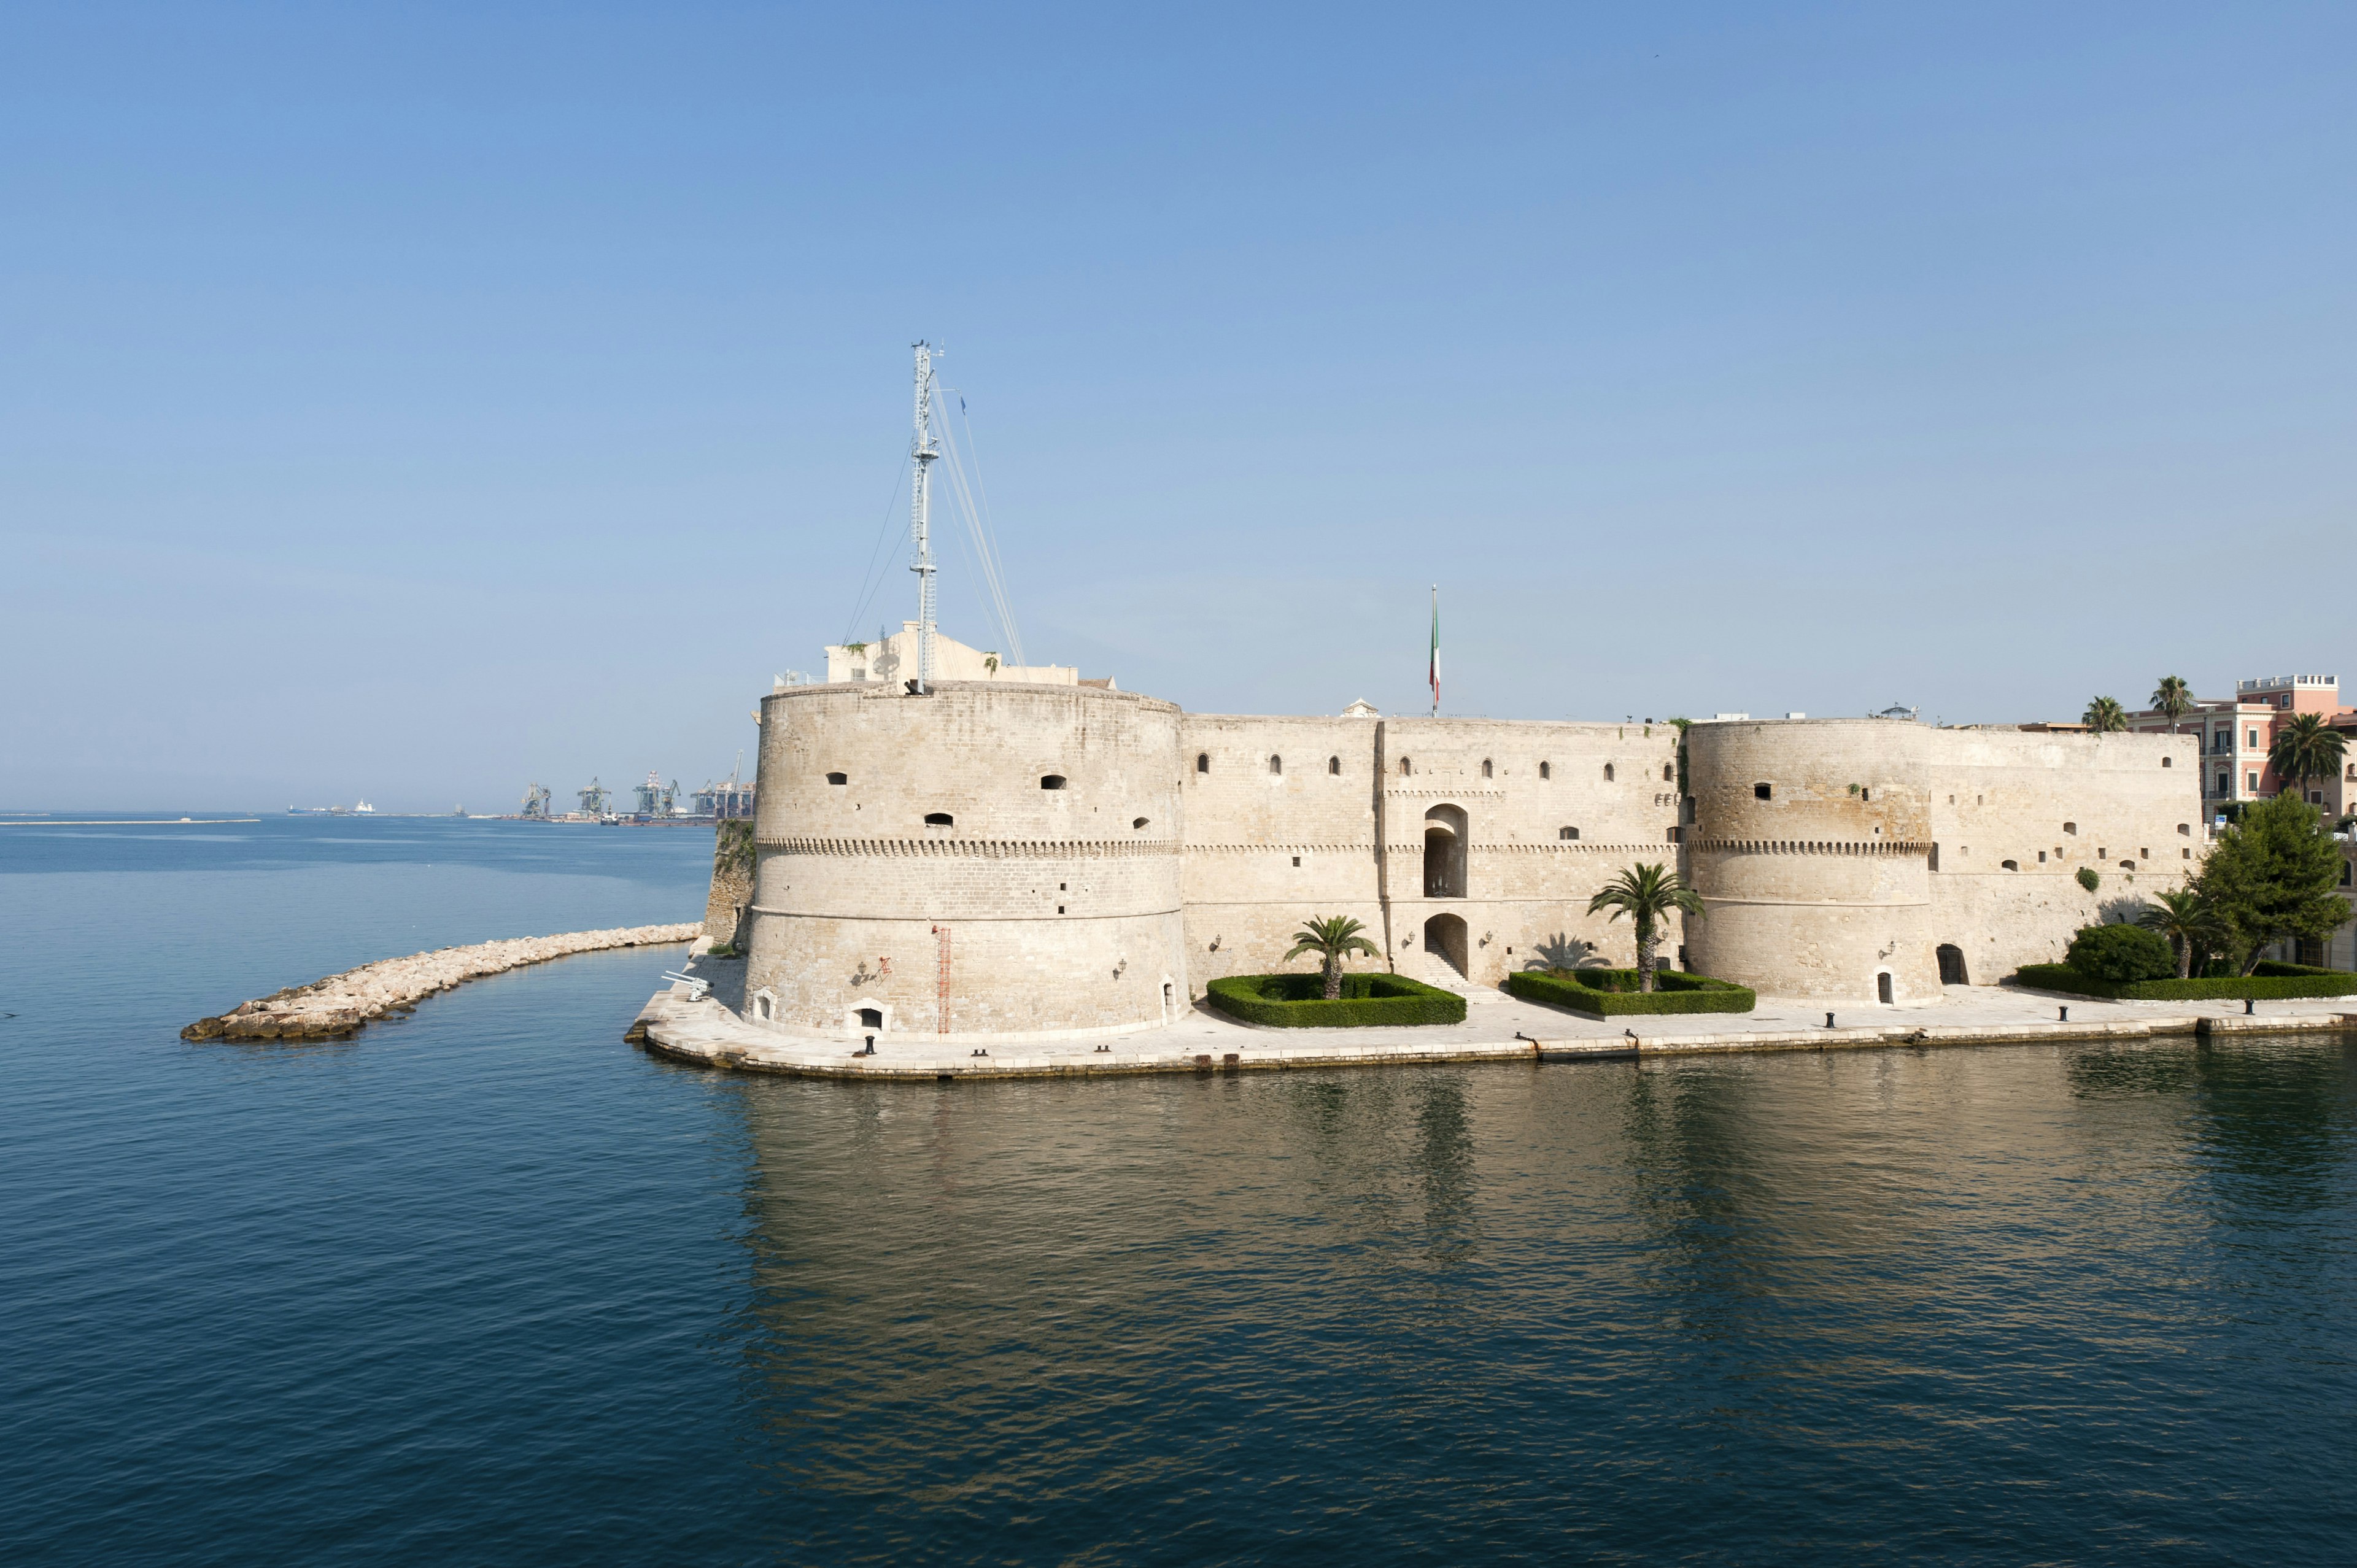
[353,801,375,814]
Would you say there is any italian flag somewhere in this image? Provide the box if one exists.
[1428,586,1439,715]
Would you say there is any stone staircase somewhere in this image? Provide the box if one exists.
[1403,954,1513,1005]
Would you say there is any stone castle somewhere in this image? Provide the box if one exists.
[713,628,2202,1042]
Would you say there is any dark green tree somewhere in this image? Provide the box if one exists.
[2083,695,2129,734]
[2066,922,2176,982]
[2150,675,2193,732]
[1586,862,1705,992]
[2194,792,2347,973]
[1282,914,1382,1001]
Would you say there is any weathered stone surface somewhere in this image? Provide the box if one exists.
[182,923,700,1043]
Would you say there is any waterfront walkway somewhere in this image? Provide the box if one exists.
[632,944,2357,1079]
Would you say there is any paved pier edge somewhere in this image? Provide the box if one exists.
[628,987,2357,1082]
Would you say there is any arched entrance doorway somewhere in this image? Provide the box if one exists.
[1423,804,1468,898]
[1936,944,1968,986]
[1423,912,1469,978]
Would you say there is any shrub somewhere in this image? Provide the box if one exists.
[2076,866,2101,893]
[1505,967,1757,1017]
[1204,971,1466,1028]
[2065,922,2176,981]
[2011,962,2357,1002]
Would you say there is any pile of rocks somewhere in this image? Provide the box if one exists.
[182,922,702,1042]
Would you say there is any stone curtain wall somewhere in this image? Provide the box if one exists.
[1924,728,2202,984]
[743,682,1188,1039]
[1683,719,2202,1002]
[1177,714,1684,991]
[1377,718,1684,988]
[703,819,755,947]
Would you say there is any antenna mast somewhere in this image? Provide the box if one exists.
[910,342,940,692]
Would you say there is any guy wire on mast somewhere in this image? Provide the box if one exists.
[910,342,940,693]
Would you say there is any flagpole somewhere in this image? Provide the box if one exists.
[1428,584,1439,718]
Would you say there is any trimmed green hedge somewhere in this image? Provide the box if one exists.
[1505,967,1757,1017]
[1204,971,1466,1028]
[2011,960,2357,1002]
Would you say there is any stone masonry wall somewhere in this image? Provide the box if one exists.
[743,681,1188,1039]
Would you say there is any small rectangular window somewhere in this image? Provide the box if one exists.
[1754,782,1771,800]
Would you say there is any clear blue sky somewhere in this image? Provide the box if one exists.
[5,3,2351,810]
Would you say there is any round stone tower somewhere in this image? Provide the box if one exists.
[1682,719,1939,1004]
[743,681,1188,1040]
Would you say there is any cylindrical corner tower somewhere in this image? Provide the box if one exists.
[743,682,1188,1040]
[1682,719,1940,1004]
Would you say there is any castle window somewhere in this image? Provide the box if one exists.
[1134,816,1149,829]
[1559,826,1578,840]
[2038,851,2047,862]
[1539,762,1551,779]
[1270,755,1283,776]
[754,991,773,1022]
[2119,860,2135,870]
[1663,764,1673,782]
[2002,859,2020,870]
[1328,756,1340,774]
[2343,862,2351,886]
[1399,757,1412,776]
[1861,788,1871,803]
[1040,774,1067,790]
[826,772,848,786]
[1482,759,1493,778]
[1754,782,1771,800]
[857,1006,883,1030]
[924,813,953,827]
[2162,755,2173,768]
[2139,848,2148,859]
[2184,848,2192,859]
[1604,763,1616,782]
[2063,822,2076,835]
[1930,844,1940,871]
[1291,855,1301,867]
[1196,754,1209,774]
[2178,823,2191,835]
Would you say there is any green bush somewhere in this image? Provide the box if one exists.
[2011,962,2357,1002]
[2065,922,2176,981]
[2076,866,2101,893]
[1504,967,1757,1017]
[1204,971,1466,1028]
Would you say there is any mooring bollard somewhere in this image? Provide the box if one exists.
[861,1035,877,1056]
[2245,998,2256,1015]
[1825,1012,1835,1029]
[2059,1006,2069,1022]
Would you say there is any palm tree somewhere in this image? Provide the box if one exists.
[1585,863,1705,992]
[2150,676,2193,733]
[2267,712,2348,800]
[2135,887,2220,979]
[2083,695,2129,735]
[1282,914,1382,1000]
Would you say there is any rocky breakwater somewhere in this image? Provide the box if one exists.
[182,923,702,1042]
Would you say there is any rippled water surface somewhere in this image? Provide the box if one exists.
[5,817,2356,1564]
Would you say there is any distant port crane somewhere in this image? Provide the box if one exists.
[520,783,552,819]
[578,778,611,816]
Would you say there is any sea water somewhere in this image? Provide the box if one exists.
[4,817,2355,1564]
